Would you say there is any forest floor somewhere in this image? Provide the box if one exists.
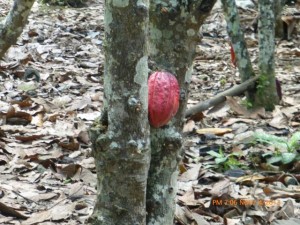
[0,0,300,224]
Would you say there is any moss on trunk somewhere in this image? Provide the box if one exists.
[255,0,279,110]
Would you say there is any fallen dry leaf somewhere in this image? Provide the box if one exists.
[196,127,232,136]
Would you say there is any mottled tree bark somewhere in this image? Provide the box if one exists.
[89,0,217,224]
[255,0,279,110]
[88,0,150,224]
[221,0,256,103]
[274,0,285,38]
[146,1,216,224]
[0,0,35,58]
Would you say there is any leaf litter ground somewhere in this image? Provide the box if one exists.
[0,0,299,224]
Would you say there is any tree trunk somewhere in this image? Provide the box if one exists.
[0,0,36,58]
[255,0,279,110]
[274,0,285,38]
[87,0,150,224]
[146,1,216,224]
[221,0,256,103]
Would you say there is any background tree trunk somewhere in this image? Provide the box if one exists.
[221,0,256,103]
[274,0,285,38]
[88,0,150,224]
[0,0,36,58]
[146,1,216,224]
[255,0,279,110]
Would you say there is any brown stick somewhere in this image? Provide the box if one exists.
[185,76,259,117]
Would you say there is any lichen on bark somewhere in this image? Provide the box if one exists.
[89,0,217,224]
[146,1,217,224]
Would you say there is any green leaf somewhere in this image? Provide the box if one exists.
[281,152,297,164]
[288,132,300,151]
[227,157,241,165]
[207,150,222,158]
[254,131,288,150]
[296,154,300,161]
[230,151,243,157]
[203,164,219,169]
[215,157,227,164]
[267,156,282,165]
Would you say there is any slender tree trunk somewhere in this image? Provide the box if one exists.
[0,0,36,58]
[221,0,256,103]
[274,0,285,38]
[88,0,150,224]
[255,0,279,110]
[146,1,216,224]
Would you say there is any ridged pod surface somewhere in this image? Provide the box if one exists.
[148,71,180,128]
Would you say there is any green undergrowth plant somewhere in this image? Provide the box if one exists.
[253,131,300,165]
[256,75,269,97]
[254,131,300,152]
[206,148,246,171]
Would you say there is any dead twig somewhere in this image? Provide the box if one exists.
[185,76,260,117]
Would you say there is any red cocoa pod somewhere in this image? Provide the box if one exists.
[230,43,237,68]
[148,71,180,128]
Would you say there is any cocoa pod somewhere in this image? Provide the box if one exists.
[148,71,179,128]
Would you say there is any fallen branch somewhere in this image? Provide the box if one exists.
[185,76,259,117]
